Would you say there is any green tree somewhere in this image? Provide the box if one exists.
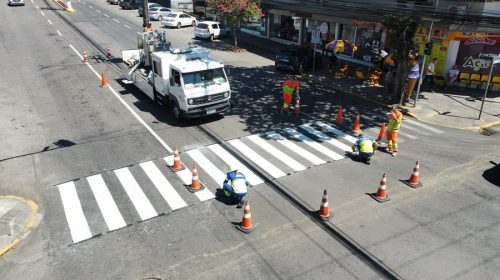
[209,0,263,48]
[382,14,418,104]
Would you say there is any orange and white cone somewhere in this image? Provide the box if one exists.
[100,72,108,88]
[376,122,386,144]
[82,51,89,63]
[106,48,112,59]
[169,147,185,171]
[369,173,390,203]
[293,99,300,115]
[352,113,361,134]
[186,164,205,192]
[235,200,256,234]
[336,105,343,124]
[403,160,423,188]
[318,189,332,220]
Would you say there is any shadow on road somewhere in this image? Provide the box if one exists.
[483,161,500,187]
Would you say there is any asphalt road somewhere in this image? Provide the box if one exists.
[0,1,499,279]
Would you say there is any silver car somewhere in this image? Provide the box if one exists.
[148,7,172,21]
[8,0,25,6]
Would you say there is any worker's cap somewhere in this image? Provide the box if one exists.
[392,104,400,110]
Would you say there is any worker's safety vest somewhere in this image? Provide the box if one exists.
[388,111,402,131]
[358,138,374,153]
[282,79,299,95]
[231,177,247,194]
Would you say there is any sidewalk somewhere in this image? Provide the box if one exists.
[236,32,500,132]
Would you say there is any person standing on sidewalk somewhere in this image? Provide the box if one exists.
[423,57,438,93]
[404,57,420,103]
[280,75,300,113]
[386,105,402,157]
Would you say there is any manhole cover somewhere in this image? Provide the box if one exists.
[480,128,497,136]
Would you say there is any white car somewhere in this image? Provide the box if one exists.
[161,12,197,29]
[194,21,231,41]
[149,7,172,21]
[8,0,25,6]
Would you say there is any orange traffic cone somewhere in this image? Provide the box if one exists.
[82,51,89,63]
[186,164,205,192]
[100,72,108,88]
[403,160,423,188]
[318,189,332,220]
[352,113,361,133]
[106,48,112,59]
[235,200,256,234]
[169,147,185,171]
[335,105,343,124]
[369,173,390,203]
[293,99,300,115]
[376,122,386,143]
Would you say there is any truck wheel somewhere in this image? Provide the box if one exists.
[177,22,182,29]
[172,101,184,120]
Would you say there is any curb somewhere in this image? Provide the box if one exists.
[0,195,40,258]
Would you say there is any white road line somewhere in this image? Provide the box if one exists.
[187,149,227,184]
[404,118,444,133]
[124,25,131,29]
[401,123,430,136]
[265,131,326,165]
[87,175,127,231]
[47,19,53,25]
[162,157,215,201]
[88,5,93,8]
[114,168,158,221]
[140,161,188,210]
[113,19,120,23]
[35,5,39,8]
[228,139,287,178]
[96,9,101,13]
[30,0,33,3]
[300,124,352,152]
[208,144,264,185]
[104,14,109,17]
[247,135,306,172]
[67,44,173,153]
[82,2,86,4]
[137,32,142,35]
[283,128,344,161]
[315,121,357,143]
[56,30,63,36]
[58,182,93,243]
[40,11,45,16]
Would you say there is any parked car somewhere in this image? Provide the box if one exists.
[107,0,119,5]
[148,6,172,21]
[138,2,161,17]
[119,0,138,10]
[161,12,197,29]
[275,45,321,74]
[8,0,25,6]
[194,21,230,41]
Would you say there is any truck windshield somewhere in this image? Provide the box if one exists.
[182,68,226,88]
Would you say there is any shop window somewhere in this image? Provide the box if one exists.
[240,16,266,36]
[269,14,300,43]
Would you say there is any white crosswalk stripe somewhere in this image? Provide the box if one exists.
[265,131,326,165]
[187,149,227,185]
[401,123,431,136]
[228,139,287,178]
[283,128,344,160]
[58,182,93,243]
[299,124,352,152]
[114,168,158,221]
[404,118,444,133]
[208,144,264,185]
[87,175,127,231]
[247,135,306,172]
[315,121,358,143]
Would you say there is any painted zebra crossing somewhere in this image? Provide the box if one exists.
[55,118,443,244]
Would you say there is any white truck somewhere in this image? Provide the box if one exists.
[122,31,231,119]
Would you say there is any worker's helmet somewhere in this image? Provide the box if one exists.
[392,104,399,110]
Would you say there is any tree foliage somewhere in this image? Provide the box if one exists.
[382,14,418,104]
[209,0,263,48]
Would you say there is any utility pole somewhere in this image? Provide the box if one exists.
[142,0,149,28]
[414,0,439,106]
[478,55,500,120]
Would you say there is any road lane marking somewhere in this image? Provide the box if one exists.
[113,19,120,23]
[30,0,33,3]
[404,118,444,133]
[283,128,344,161]
[67,44,173,153]
[114,167,158,221]
[265,131,326,165]
[164,157,215,201]
[401,124,430,136]
[87,175,127,232]
[124,25,131,29]
[104,13,109,17]
[300,124,352,152]
[96,9,101,13]
[57,182,93,244]
[228,139,287,178]
[208,144,264,186]
[140,161,188,210]
[47,19,53,25]
[247,135,306,172]
[137,32,142,35]
[35,5,39,8]
[57,30,63,36]
[187,149,227,185]
[40,11,45,16]
[88,5,93,8]
[315,121,357,143]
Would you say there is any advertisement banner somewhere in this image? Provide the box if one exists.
[456,37,500,76]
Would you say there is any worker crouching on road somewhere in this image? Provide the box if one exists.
[223,166,251,208]
[386,105,402,156]
[349,133,378,165]
[280,75,300,114]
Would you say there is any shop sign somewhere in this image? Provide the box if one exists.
[456,39,500,76]
[311,29,321,44]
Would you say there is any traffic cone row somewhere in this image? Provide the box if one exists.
[82,51,89,63]
[186,164,205,193]
[376,122,385,143]
[318,189,332,220]
[293,99,300,115]
[236,200,256,233]
[352,113,361,133]
[403,160,423,188]
[335,105,343,124]
[106,48,112,59]
[169,147,185,171]
[369,173,390,203]
[100,72,108,88]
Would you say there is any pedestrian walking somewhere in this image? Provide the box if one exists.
[444,64,459,90]
[280,75,300,113]
[386,105,402,157]
[404,57,419,103]
[423,57,437,93]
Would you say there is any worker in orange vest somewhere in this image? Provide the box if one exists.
[386,105,403,156]
[143,23,153,32]
[280,75,300,113]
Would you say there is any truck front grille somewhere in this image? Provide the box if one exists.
[191,92,226,105]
